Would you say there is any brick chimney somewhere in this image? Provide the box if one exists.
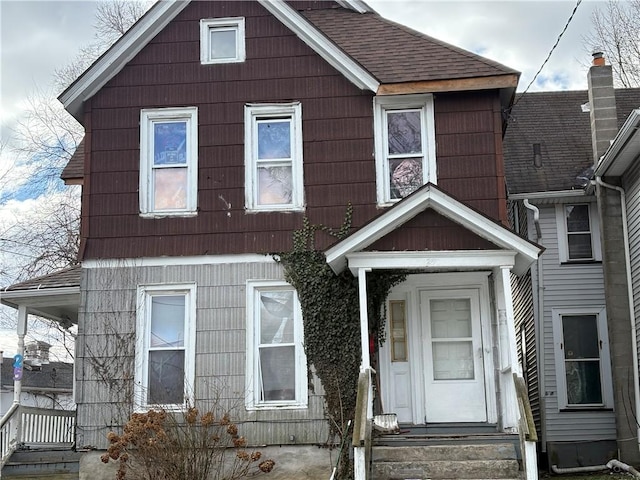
[587,50,617,165]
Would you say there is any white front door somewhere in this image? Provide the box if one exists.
[420,289,487,422]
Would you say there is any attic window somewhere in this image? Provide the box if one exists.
[200,17,245,64]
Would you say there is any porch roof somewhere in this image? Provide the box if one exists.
[325,184,542,276]
[1,266,81,324]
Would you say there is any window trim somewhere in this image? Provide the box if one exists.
[134,283,197,411]
[556,202,602,263]
[244,103,304,212]
[245,280,307,410]
[373,94,436,206]
[552,307,613,410]
[200,17,246,64]
[139,107,198,218]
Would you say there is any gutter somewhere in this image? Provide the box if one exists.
[596,176,640,456]
[595,109,640,177]
[523,199,546,451]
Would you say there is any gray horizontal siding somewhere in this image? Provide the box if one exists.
[76,261,328,449]
[535,204,616,442]
[624,160,640,383]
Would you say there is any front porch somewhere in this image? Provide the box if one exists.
[325,184,542,479]
[1,266,80,476]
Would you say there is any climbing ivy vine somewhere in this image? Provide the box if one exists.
[274,205,406,477]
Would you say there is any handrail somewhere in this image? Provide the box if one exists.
[513,374,537,442]
[352,369,371,448]
[352,367,374,480]
[1,403,21,469]
[514,373,539,480]
[0,405,76,471]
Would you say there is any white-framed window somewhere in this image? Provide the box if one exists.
[135,284,196,409]
[139,107,198,217]
[552,307,613,409]
[244,103,304,211]
[200,17,245,64]
[246,280,307,409]
[374,94,436,205]
[556,202,602,262]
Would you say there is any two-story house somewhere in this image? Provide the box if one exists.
[3,1,541,478]
[504,53,640,471]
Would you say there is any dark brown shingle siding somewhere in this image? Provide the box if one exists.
[81,1,510,259]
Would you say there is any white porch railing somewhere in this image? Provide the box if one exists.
[0,405,75,469]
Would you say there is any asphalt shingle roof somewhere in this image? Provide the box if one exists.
[302,8,519,84]
[4,266,81,292]
[504,89,640,195]
[1,357,73,391]
[61,140,84,182]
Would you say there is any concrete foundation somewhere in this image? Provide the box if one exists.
[79,445,334,480]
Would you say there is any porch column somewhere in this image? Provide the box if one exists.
[13,304,27,405]
[357,267,371,372]
[494,266,519,431]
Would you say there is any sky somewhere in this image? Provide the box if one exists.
[0,0,609,355]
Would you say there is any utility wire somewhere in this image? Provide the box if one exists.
[511,0,583,110]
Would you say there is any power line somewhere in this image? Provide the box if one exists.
[512,0,583,109]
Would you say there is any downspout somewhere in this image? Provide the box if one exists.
[523,199,546,450]
[596,176,640,455]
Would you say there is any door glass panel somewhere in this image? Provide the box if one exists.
[390,300,407,362]
[430,298,474,380]
[432,342,474,380]
[431,299,472,338]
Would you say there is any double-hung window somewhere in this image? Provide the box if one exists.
[139,107,198,217]
[246,281,307,409]
[135,284,196,409]
[556,203,602,262]
[244,103,304,211]
[552,308,613,409]
[374,94,436,205]
[200,17,245,64]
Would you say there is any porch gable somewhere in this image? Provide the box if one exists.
[325,183,541,276]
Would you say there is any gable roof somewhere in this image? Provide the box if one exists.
[301,7,518,85]
[59,0,519,123]
[325,183,541,276]
[504,88,640,196]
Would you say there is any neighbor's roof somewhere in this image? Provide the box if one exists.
[503,88,640,196]
[1,357,73,392]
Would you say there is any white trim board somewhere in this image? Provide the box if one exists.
[82,254,276,269]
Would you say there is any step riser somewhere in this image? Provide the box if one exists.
[373,459,520,479]
[373,443,517,462]
[372,442,521,480]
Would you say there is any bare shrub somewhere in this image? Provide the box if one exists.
[101,404,275,480]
